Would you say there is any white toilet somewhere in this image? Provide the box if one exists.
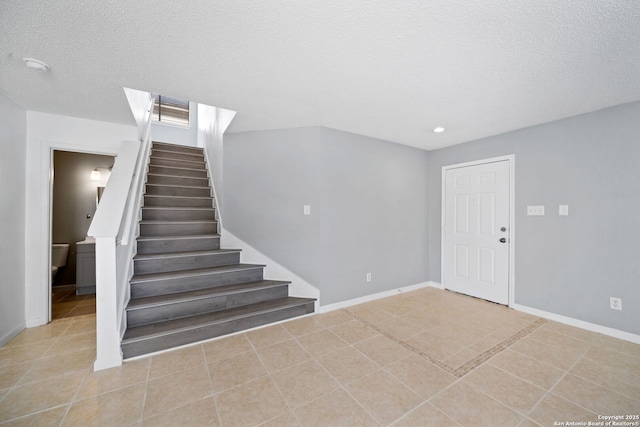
[51,243,70,283]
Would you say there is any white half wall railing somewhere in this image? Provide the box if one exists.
[88,90,154,371]
[197,103,236,229]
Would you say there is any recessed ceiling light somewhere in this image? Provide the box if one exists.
[23,57,49,72]
[433,127,445,133]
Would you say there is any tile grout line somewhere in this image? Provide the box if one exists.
[139,348,153,423]
[343,308,548,378]
[423,355,544,427]
[452,318,549,378]
[0,403,71,426]
[566,361,640,404]
[58,362,93,426]
[254,322,385,426]
[524,346,597,424]
[387,401,465,427]
[547,344,640,414]
[300,336,383,422]
[249,332,306,426]
[0,316,80,425]
[306,351,386,427]
[201,343,223,427]
[341,309,456,374]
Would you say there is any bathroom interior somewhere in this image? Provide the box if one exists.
[51,150,115,319]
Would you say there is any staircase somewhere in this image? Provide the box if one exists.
[121,142,315,359]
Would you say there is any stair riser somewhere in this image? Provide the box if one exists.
[144,196,212,208]
[137,237,220,254]
[126,285,289,327]
[142,208,216,221]
[140,222,217,237]
[145,185,210,198]
[122,302,315,358]
[148,165,208,178]
[130,267,265,298]
[149,157,205,169]
[147,174,209,187]
[151,149,204,162]
[152,143,203,155]
[134,252,240,275]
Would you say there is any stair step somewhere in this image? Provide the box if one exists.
[143,195,213,208]
[122,297,316,358]
[151,149,204,162]
[142,207,216,221]
[147,173,210,188]
[134,249,241,275]
[149,157,206,170]
[130,264,266,298]
[152,142,203,155]
[139,220,217,237]
[137,235,220,254]
[126,280,291,327]
[148,164,208,178]
[145,183,211,198]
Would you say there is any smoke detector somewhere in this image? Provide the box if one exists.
[23,57,49,72]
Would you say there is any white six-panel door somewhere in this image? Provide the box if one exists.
[443,159,511,305]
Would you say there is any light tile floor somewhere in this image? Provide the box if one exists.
[51,286,96,320]
[1,288,639,426]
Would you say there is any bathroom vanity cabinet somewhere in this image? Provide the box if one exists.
[76,239,96,295]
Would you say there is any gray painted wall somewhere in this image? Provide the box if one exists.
[224,127,430,305]
[52,151,115,285]
[428,101,640,335]
[0,93,26,344]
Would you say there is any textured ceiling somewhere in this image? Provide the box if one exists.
[1,0,639,150]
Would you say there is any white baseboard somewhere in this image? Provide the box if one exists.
[426,281,444,289]
[317,282,431,313]
[25,318,46,328]
[512,303,640,345]
[408,282,639,345]
[93,352,123,371]
[0,322,26,347]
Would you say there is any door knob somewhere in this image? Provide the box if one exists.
[499,237,507,243]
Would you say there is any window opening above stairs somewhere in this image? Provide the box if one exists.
[152,94,189,127]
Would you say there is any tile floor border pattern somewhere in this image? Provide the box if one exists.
[343,308,548,378]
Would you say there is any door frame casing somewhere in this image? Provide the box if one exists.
[48,146,118,323]
[440,155,515,307]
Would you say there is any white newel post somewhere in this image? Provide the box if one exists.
[93,236,123,370]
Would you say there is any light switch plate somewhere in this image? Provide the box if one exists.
[559,205,569,216]
[303,205,311,215]
[527,206,545,216]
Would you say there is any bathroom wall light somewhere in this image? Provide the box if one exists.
[23,57,50,72]
[90,169,101,181]
[433,127,446,133]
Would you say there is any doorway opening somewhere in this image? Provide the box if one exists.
[50,150,115,319]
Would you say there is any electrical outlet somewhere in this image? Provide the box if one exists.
[366,272,372,282]
[610,297,622,311]
[559,205,569,216]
